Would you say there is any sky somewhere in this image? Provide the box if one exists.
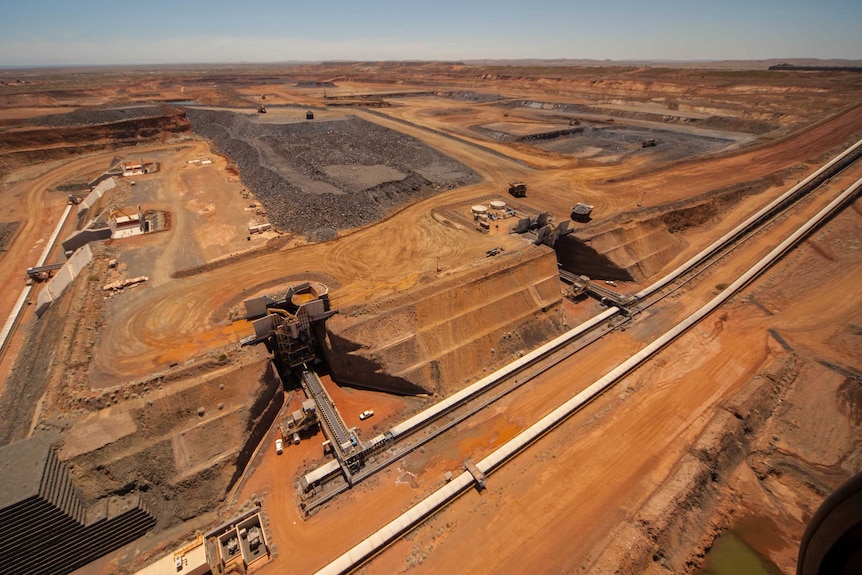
[0,0,860,66]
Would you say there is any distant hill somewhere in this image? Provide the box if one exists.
[768,62,862,72]
[462,58,862,70]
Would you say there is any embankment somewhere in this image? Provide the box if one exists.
[558,178,774,281]
[61,357,283,528]
[0,107,190,179]
[322,244,566,395]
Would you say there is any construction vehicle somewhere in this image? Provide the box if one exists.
[109,207,134,220]
[27,263,63,282]
[286,399,319,434]
[67,194,86,205]
[641,138,657,148]
[257,105,267,114]
[508,182,527,197]
[571,203,594,223]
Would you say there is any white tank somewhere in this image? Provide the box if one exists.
[490,200,506,210]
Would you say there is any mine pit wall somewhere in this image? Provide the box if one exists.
[587,355,802,575]
[554,233,638,283]
[64,360,283,528]
[0,112,190,178]
[225,361,284,490]
[321,245,567,396]
[560,178,774,282]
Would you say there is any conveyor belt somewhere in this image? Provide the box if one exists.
[301,369,350,450]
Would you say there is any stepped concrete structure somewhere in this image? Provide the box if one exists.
[0,434,156,575]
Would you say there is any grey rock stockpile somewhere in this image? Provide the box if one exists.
[187,109,481,239]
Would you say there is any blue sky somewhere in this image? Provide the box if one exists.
[0,0,860,66]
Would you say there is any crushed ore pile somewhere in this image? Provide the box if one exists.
[186,109,481,239]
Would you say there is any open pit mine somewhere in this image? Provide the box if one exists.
[0,62,860,575]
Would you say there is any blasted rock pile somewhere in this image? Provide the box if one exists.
[187,109,481,239]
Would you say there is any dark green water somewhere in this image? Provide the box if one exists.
[698,530,783,575]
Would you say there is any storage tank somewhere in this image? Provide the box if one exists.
[489,200,506,210]
[471,205,489,220]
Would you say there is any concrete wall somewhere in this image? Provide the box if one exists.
[77,177,115,216]
[243,295,271,319]
[35,244,93,318]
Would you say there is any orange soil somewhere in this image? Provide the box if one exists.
[2,67,860,574]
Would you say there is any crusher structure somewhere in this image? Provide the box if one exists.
[241,281,337,367]
[242,283,366,479]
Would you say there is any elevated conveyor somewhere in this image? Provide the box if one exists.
[298,367,369,485]
[300,369,351,452]
[559,270,635,307]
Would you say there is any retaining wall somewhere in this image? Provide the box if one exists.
[35,244,93,317]
[77,177,115,216]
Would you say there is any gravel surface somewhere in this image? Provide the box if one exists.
[187,109,481,238]
[435,91,506,103]
[25,105,178,127]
